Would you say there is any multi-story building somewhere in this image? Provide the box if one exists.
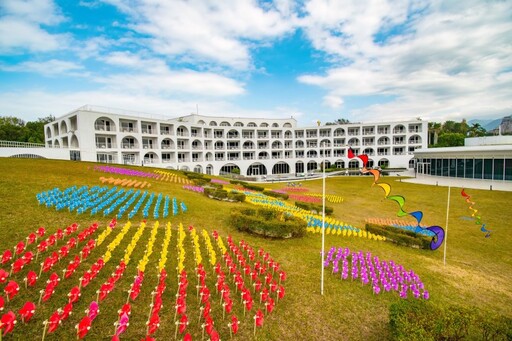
[44,105,428,176]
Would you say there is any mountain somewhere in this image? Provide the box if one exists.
[467,118,502,131]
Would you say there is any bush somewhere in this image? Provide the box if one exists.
[263,190,289,200]
[204,188,245,202]
[366,223,431,249]
[244,183,265,192]
[295,201,334,215]
[227,191,246,203]
[389,300,512,341]
[230,208,305,238]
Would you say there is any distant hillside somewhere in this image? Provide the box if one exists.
[468,118,502,131]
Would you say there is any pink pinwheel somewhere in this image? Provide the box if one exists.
[0,269,8,283]
[76,316,91,339]
[4,281,19,301]
[18,301,36,323]
[0,310,16,336]
[115,312,129,335]
[86,301,99,321]
[47,310,61,333]
[25,270,38,287]
[1,250,12,265]
[68,286,81,304]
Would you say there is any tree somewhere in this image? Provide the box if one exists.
[467,123,486,137]
[436,133,465,147]
[428,122,442,146]
[326,118,350,125]
[0,116,27,141]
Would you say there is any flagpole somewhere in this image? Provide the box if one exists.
[321,144,326,295]
[443,186,451,266]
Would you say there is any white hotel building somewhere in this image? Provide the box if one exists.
[44,105,428,176]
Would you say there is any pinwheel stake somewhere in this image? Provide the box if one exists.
[37,289,44,305]
[198,306,204,323]
[41,320,49,341]
[174,320,179,339]
[201,323,205,340]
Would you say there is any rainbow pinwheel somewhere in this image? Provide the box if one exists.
[461,189,491,237]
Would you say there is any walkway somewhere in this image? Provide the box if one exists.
[400,172,512,192]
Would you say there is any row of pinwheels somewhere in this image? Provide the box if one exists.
[94,166,159,179]
[153,170,191,184]
[1,219,287,340]
[365,218,435,237]
[182,185,204,194]
[36,186,187,220]
[323,247,429,299]
[99,177,152,189]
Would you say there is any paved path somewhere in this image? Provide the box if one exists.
[400,173,512,192]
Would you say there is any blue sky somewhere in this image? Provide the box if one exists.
[0,0,511,126]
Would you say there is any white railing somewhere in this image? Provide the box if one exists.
[0,140,47,148]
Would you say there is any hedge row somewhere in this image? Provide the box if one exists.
[262,190,289,200]
[203,188,246,202]
[389,299,512,340]
[295,201,334,215]
[230,208,305,238]
[229,180,265,192]
[365,223,431,249]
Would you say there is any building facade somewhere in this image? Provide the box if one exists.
[414,136,512,181]
[44,105,428,176]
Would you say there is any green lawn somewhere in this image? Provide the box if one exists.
[0,158,510,340]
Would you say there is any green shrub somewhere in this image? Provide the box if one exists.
[204,188,245,202]
[263,190,289,200]
[366,223,431,249]
[227,191,246,202]
[230,208,305,238]
[244,183,264,191]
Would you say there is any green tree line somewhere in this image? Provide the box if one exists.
[0,115,55,144]
[429,119,487,148]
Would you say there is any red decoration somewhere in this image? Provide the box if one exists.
[76,316,92,339]
[0,310,16,335]
[18,301,36,323]
[4,280,20,300]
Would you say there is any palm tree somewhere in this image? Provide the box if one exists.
[467,123,486,137]
[428,122,442,146]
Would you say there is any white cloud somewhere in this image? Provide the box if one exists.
[0,0,68,53]
[0,90,300,122]
[1,59,84,76]
[298,0,512,122]
[103,0,297,70]
[323,94,344,108]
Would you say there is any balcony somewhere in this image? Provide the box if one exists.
[96,143,113,149]
[94,125,113,132]
[121,143,137,149]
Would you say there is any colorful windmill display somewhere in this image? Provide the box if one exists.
[461,189,491,237]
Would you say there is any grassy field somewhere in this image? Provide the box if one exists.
[0,158,511,340]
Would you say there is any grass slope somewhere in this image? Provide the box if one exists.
[0,158,511,340]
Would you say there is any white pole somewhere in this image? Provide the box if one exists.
[321,147,326,295]
[443,186,451,266]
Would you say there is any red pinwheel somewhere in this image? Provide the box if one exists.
[9,261,25,276]
[56,229,64,240]
[37,227,46,237]
[176,296,186,315]
[230,315,239,335]
[224,298,233,314]
[203,301,211,318]
[204,315,214,335]
[59,245,70,259]
[279,270,287,283]
[210,329,220,341]
[47,310,62,333]
[61,302,73,321]
[0,269,8,283]
[48,272,60,287]
[15,241,25,255]
[244,297,253,311]
[22,251,34,265]
[265,297,275,314]
[1,250,12,265]
[0,310,16,336]
[270,280,278,293]
[151,296,163,315]
[4,281,19,301]
[41,256,54,273]
[142,336,155,341]
[278,285,285,299]
[200,286,210,303]
[147,313,160,335]
[255,309,264,327]
[18,301,36,323]
[68,286,81,304]
[183,333,192,341]
[27,233,37,244]
[0,296,4,311]
[37,240,48,253]
[25,270,38,287]
[67,237,77,249]
[99,282,113,301]
[253,279,262,292]
[42,283,56,302]
[260,288,269,302]
[178,314,188,334]
[48,235,56,247]
[80,272,92,288]
[76,316,91,339]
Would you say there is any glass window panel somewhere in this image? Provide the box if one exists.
[430,158,436,175]
[436,159,442,176]
[474,159,483,179]
[494,159,504,180]
[456,159,464,177]
[449,159,456,177]
[464,159,474,178]
[505,159,512,180]
[484,159,493,179]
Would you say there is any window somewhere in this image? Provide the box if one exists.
[494,159,504,180]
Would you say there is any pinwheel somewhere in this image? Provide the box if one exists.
[1,250,12,265]
[15,241,25,255]
[118,303,131,318]
[147,313,160,335]
[37,227,46,237]
[0,270,8,283]
[37,240,48,254]
[4,281,19,301]
[229,315,240,337]
[47,310,62,333]
[27,233,37,245]
[61,302,73,321]
[18,301,36,323]
[86,301,99,321]
[98,282,113,301]
[41,283,56,302]
[0,296,4,311]
[22,251,34,265]
[254,309,264,334]
[76,316,92,339]
[277,285,285,301]
[48,272,60,287]
[115,312,129,336]
[265,297,275,314]
[0,311,16,336]
[24,270,38,288]
[68,286,81,304]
